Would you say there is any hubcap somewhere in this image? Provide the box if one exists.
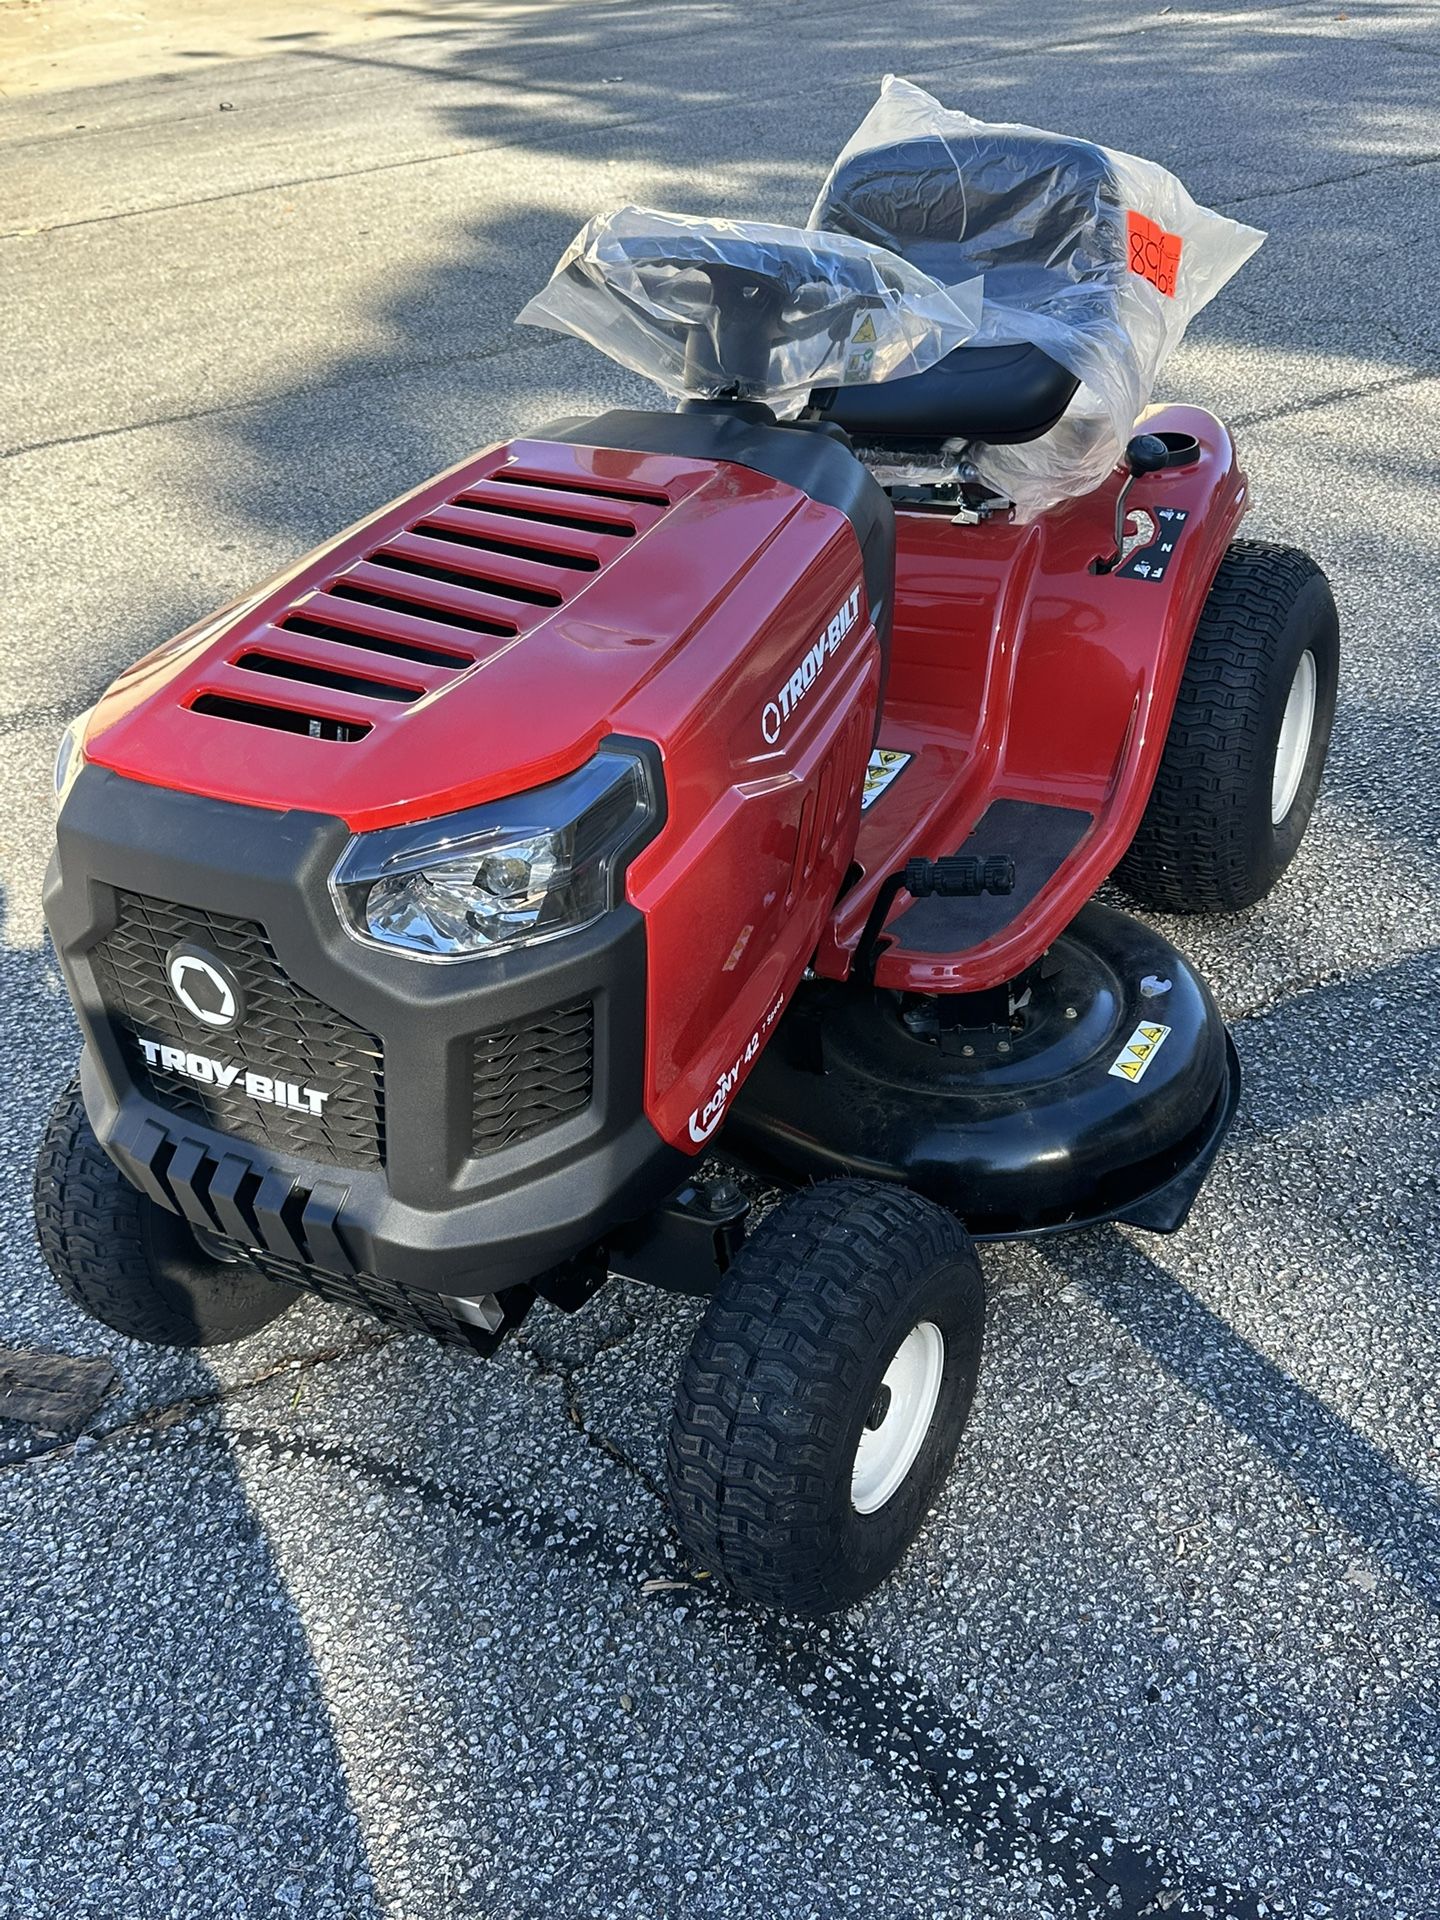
[1271,649,1317,826]
[850,1320,945,1515]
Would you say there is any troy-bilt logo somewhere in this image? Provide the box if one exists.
[761,585,862,745]
[687,991,785,1144]
[166,945,242,1030]
[138,1036,331,1116]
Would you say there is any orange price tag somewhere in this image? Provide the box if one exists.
[1127,210,1183,298]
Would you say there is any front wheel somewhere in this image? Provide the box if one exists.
[1116,539,1339,913]
[34,1074,297,1347]
[666,1180,984,1613]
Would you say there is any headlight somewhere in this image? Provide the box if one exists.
[330,747,660,961]
[53,706,94,811]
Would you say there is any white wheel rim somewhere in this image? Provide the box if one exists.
[850,1320,945,1515]
[1271,649,1317,825]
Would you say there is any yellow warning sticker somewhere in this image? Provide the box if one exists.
[1107,1021,1172,1084]
[851,313,878,345]
[860,747,911,811]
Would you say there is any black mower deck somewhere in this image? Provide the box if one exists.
[725,903,1240,1240]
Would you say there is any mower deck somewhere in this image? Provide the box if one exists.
[728,902,1242,1239]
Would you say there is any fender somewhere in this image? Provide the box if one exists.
[818,405,1250,992]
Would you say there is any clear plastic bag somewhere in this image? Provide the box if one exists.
[516,204,982,408]
[810,77,1265,517]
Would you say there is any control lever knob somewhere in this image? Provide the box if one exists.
[1112,433,1172,563]
[1125,433,1171,476]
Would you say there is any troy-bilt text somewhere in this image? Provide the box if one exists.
[138,1036,331,1115]
[761,585,862,744]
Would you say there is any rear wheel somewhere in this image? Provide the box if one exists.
[666,1180,984,1613]
[1116,540,1339,913]
[33,1074,297,1347]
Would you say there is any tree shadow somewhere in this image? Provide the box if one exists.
[1044,1225,1440,1612]
[187,4,1440,563]
[0,1417,384,1918]
[0,874,386,1914]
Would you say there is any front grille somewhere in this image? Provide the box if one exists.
[241,1244,529,1353]
[471,1000,594,1155]
[91,891,385,1168]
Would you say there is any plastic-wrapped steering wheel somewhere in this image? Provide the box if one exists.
[519,204,982,404]
[575,228,911,393]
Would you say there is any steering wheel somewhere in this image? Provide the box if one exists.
[566,228,910,396]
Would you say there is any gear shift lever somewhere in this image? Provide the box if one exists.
[1113,433,1171,562]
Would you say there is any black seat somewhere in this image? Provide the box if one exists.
[810,129,1127,447]
[813,340,1078,447]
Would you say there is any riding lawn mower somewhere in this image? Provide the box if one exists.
[34,82,1338,1612]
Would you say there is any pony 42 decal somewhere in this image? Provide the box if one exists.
[688,990,785,1144]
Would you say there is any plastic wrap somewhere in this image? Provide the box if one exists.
[516,204,982,408]
[810,77,1264,517]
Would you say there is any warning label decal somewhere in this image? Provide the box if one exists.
[1108,1021,1172,1084]
[1127,210,1183,298]
[859,747,912,811]
[846,311,880,378]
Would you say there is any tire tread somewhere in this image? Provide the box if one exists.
[34,1075,291,1346]
[666,1180,980,1612]
[1115,539,1336,912]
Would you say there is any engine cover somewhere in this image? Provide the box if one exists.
[74,431,885,1161]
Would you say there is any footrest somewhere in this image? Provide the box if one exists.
[885,799,1093,960]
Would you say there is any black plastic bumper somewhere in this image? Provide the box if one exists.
[47,767,685,1294]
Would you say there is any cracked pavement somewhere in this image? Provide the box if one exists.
[2,1,1438,1915]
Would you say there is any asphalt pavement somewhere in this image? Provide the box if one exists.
[2,2,1439,1915]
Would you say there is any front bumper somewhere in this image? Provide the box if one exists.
[48,767,685,1295]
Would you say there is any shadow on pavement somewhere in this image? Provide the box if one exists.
[1050,1226,1440,1613]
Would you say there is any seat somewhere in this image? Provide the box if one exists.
[813,340,1078,447]
[810,129,1127,447]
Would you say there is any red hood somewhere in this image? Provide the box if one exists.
[84,437,808,831]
